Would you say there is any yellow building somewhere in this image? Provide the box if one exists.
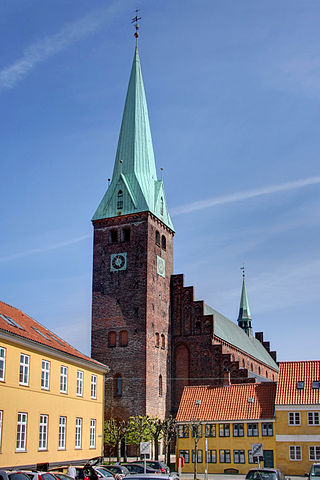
[0,300,108,469]
[275,361,320,475]
[176,382,277,474]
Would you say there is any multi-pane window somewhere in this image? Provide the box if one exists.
[262,422,274,436]
[219,424,230,437]
[219,449,231,463]
[179,450,190,463]
[0,347,6,381]
[233,423,244,437]
[288,412,301,425]
[76,370,83,396]
[308,412,320,425]
[41,360,50,390]
[191,424,202,437]
[234,450,245,463]
[75,417,82,449]
[60,366,68,393]
[16,412,27,451]
[205,424,216,437]
[0,410,3,450]
[58,416,66,449]
[206,450,217,463]
[90,419,96,448]
[91,375,97,399]
[19,354,30,385]
[192,449,203,463]
[289,445,302,460]
[39,414,48,450]
[178,425,189,438]
[309,446,320,461]
[247,423,259,436]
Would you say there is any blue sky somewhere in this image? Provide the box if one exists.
[1,0,319,362]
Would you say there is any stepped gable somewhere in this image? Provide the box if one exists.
[176,382,276,421]
[0,300,104,366]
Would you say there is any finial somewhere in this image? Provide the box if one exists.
[240,266,245,279]
[160,167,164,181]
[131,9,141,45]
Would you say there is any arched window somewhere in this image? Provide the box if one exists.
[242,359,245,368]
[108,331,116,347]
[114,374,122,397]
[161,235,166,250]
[117,190,123,210]
[258,366,261,375]
[266,371,269,379]
[251,363,253,371]
[155,332,160,347]
[160,197,164,216]
[119,330,128,347]
[161,334,165,349]
[159,374,163,397]
[155,230,160,246]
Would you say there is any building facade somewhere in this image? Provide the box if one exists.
[0,301,108,469]
[275,361,320,475]
[175,383,277,474]
[90,45,279,421]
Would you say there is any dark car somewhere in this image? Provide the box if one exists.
[121,475,175,480]
[309,464,320,480]
[0,472,31,480]
[121,465,157,475]
[103,466,129,480]
[134,463,169,475]
[245,468,286,480]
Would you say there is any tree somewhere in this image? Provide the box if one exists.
[126,415,154,457]
[148,417,163,460]
[104,418,129,461]
[161,416,176,467]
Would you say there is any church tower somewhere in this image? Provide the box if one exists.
[91,46,174,420]
[237,271,253,336]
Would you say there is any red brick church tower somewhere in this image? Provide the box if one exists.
[91,47,174,420]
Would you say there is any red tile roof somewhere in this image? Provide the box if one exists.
[176,383,276,421]
[0,300,106,368]
[276,361,320,405]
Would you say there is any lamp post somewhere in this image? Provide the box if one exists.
[191,418,201,480]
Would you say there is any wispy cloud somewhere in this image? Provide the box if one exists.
[171,175,320,216]
[0,3,120,92]
[0,234,90,263]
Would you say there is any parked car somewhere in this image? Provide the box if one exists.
[102,467,129,480]
[245,468,286,480]
[121,475,175,480]
[51,474,73,480]
[120,465,157,475]
[134,462,169,474]
[0,472,31,480]
[21,472,58,480]
[309,464,320,480]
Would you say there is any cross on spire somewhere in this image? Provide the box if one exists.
[131,9,141,45]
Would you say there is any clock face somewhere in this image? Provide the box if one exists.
[110,253,127,271]
[157,255,165,278]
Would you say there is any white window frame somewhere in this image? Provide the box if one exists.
[41,360,50,390]
[16,412,27,451]
[0,410,3,451]
[75,417,82,449]
[58,416,66,450]
[288,412,301,425]
[60,365,68,393]
[247,423,259,436]
[76,370,83,396]
[234,449,245,464]
[308,412,320,425]
[0,347,6,381]
[91,374,97,399]
[289,445,302,461]
[39,414,48,450]
[309,446,320,461]
[90,419,96,448]
[19,354,30,386]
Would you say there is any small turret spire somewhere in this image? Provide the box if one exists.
[237,267,253,336]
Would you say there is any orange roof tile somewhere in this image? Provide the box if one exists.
[0,300,106,369]
[276,361,320,405]
[176,383,276,422]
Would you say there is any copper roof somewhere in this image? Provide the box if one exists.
[276,361,320,405]
[0,300,106,368]
[176,383,276,421]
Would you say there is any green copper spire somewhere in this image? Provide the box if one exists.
[92,47,174,231]
[237,270,252,336]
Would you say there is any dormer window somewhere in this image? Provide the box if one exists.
[312,381,320,389]
[297,381,305,390]
[117,190,123,209]
[160,197,164,216]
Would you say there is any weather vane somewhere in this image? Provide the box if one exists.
[240,266,245,278]
[131,9,141,44]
